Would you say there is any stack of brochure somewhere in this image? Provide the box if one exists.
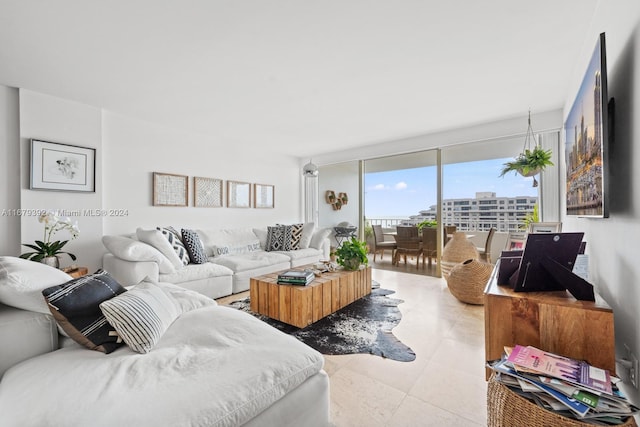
[277,270,315,285]
[488,345,639,424]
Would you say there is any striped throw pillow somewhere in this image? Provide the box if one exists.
[99,282,179,354]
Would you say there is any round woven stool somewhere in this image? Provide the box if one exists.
[441,231,479,279]
[487,374,638,427]
[446,259,493,304]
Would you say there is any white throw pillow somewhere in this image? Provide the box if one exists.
[100,282,178,354]
[299,222,316,249]
[310,228,331,250]
[0,256,73,314]
[102,235,175,274]
[252,228,268,250]
[210,240,261,257]
[136,228,184,269]
[99,281,215,353]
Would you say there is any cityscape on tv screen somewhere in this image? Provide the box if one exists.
[564,34,607,217]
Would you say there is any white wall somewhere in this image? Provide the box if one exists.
[0,85,20,256]
[318,161,360,247]
[19,90,104,271]
[0,89,303,272]
[561,1,640,403]
[102,111,302,235]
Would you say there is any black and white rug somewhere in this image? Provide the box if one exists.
[228,281,416,362]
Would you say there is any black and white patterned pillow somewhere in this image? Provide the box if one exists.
[181,229,208,264]
[274,223,303,250]
[289,223,304,250]
[266,225,298,251]
[157,226,190,266]
[42,270,127,353]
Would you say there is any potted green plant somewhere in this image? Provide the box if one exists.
[416,219,437,231]
[521,203,539,231]
[20,211,79,268]
[333,237,369,271]
[499,146,554,179]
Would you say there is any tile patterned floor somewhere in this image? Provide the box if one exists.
[219,266,487,426]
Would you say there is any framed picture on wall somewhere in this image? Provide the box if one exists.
[153,172,188,206]
[254,183,274,208]
[30,139,96,192]
[227,180,251,208]
[194,177,223,207]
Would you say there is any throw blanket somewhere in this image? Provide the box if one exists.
[0,306,323,427]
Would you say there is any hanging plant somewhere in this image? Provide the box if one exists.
[499,146,554,178]
[499,110,554,187]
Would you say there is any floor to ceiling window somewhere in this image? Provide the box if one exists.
[315,131,560,275]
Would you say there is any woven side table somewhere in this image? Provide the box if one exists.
[441,231,479,279]
[487,375,638,427]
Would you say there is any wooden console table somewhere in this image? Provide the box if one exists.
[484,261,615,379]
[250,266,372,328]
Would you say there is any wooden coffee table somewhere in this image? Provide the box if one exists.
[249,266,372,328]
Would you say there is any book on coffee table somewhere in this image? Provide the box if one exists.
[277,270,315,285]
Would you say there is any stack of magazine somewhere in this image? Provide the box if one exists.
[488,345,639,425]
[277,270,315,285]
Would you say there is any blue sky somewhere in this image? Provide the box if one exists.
[364,158,538,217]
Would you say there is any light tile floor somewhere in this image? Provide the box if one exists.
[324,269,487,426]
[219,267,488,426]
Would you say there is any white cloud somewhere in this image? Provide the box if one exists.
[395,182,407,190]
[369,184,387,191]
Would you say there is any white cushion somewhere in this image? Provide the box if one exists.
[0,256,72,314]
[159,263,233,284]
[136,228,184,269]
[148,281,217,312]
[102,235,175,274]
[299,222,316,249]
[209,251,290,273]
[99,281,215,354]
[211,240,261,257]
[310,228,331,249]
[197,228,260,256]
[276,247,322,261]
[252,228,268,250]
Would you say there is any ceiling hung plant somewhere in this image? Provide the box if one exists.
[499,111,553,187]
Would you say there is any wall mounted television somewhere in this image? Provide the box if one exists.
[564,32,610,218]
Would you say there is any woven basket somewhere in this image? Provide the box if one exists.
[441,232,479,279]
[446,259,493,304]
[487,374,638,427]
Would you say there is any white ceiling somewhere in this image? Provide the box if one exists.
[0,0,599,158]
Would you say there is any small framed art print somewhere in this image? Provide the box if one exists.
[194,177,223,207]
[227,180,251,208]
[153,172,188,206]
[30,139,96,192]
[254,183,274,209]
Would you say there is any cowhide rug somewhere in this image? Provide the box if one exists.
[228,281,416,362]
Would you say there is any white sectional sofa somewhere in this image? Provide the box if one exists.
[0,257,330,427]
[102,224,331,298]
